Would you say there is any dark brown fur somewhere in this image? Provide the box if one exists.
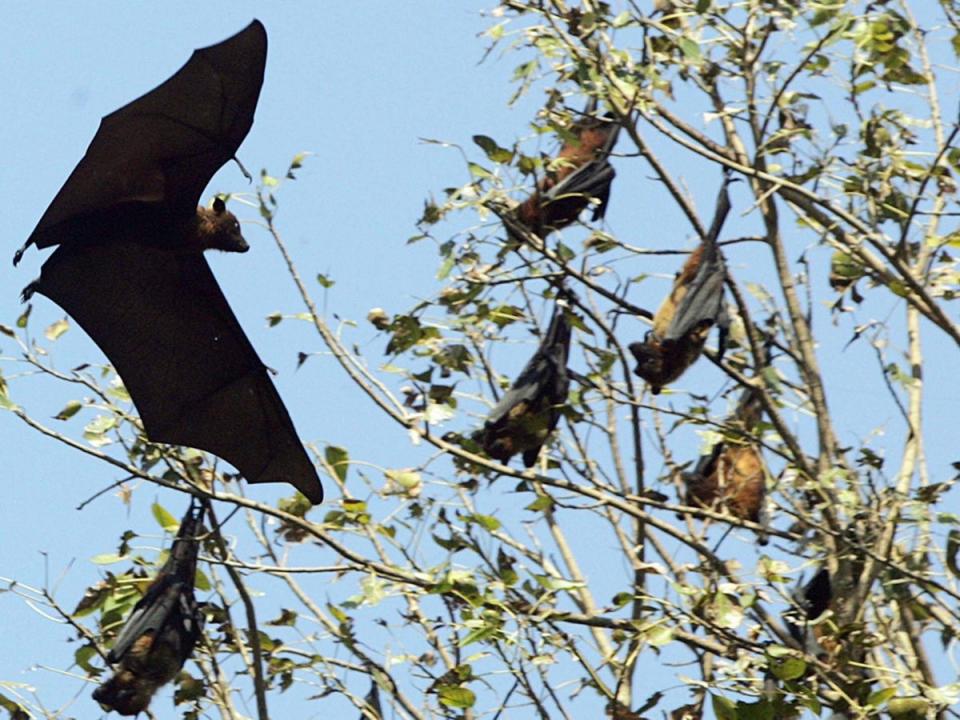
[514,116,619,237]
[682,389,768,542]
[192,198,248,253]
[94,503,204,716]
[685,444,765,523]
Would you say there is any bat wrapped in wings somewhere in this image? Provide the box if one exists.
[683,387,768,544]
[629,178,733,394]
[93,500,206,716]
[510,100,621,240]
[782,567,832,658]
[15,21,323,503]
[481,300,572,468]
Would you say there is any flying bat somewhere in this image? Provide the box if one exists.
[629,178,732,394]
[93,500,206,716]
[481,300,572,468]
[683,387,767,543]
[15,21,323,503]
[511,100,620,239]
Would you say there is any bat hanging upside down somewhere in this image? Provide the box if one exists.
[14,20,323,504]
[93,500,206,716]
[481,300,572,467]
[509,100,621,239]
[682,387,768,543]
[629,178,733,394]
[782,567,832,657]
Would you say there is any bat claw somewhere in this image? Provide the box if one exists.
[20,281,39,303]
[12,246,25,266]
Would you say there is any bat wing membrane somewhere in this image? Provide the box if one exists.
[24,20,267,254]
[34,241,324,503]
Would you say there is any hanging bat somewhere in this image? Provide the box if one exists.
[481,300,572,467]
[782,567,832,657]
[93,500,206,716]
[511,100,620,239]
[14,21,323,504]
[682,387,767,544]
[629,178,732,394]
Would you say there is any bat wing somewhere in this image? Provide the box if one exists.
[663,174,733,341]
[21,20,267,257]
[486,309,571,428]
[661,253,726,342]
[33,241,324,503]
[107,576,183,663]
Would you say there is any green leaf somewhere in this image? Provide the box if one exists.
[467,162,493,180]
[83,415,117,447]
[712,694,737,720]
[90,553,126,565]
[316,273,335,288]
[695,0,711,12]
[770,653,807,681]
[534,574,584,592]
[16,305,31,329]
[525,495,555,512]
[867,688,897,707]
[44,318,69,341]
[472,135,513,164]
[438,685,476,709]
[946,529,960,578]
[151,503,179,532]
[679,38,702,61]
[385,469,422,496]
[644,623,673,647]
[465,513,500,531]
[53,400,82,421]
[325,445,349,483]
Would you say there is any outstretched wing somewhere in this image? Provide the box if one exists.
[21,20,267,257]
[33,241,324,503]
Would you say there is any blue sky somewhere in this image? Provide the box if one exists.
[3,2,959,719]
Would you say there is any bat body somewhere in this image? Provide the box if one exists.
[629,180,732,394]
[783,568,832,657]
[512,105,620,239]
[94,502,205,716]
[683,388,767,542]
[482,303,571,467]
[16,21,323,504]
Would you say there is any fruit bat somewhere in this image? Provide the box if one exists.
[782,567,832,657]
[629,178,732,394]
[511,100,620,239]
[481,300,572,467]
[683,387,767,543]
[93,500,206,716]
[14,21,323,504]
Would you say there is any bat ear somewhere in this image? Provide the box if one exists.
[213,196,227,215]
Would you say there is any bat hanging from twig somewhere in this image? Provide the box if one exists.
[93,499,206,716]
[14,20,323,504]
[481,298,572,468]
[682,386,768,544]
[629,176,733,394]
[509,99,621,240]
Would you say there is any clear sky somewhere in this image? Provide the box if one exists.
[3,3,958,719]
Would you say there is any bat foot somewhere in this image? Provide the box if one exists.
[12,246,25,266]
[20,281,40,303]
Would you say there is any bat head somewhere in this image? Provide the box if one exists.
[196,197,249,253]
[628,335,667,394]
[92,670,158,717]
